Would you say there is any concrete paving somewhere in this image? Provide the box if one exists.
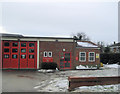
[2,67,119,92]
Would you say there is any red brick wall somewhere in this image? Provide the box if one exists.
[39,41,75,69]
[39,41,100,69]
[74,48,100,69]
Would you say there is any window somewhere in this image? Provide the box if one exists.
[21,49,26,53]
[21,43,26,47]
[29,55,34,59]
[65,53,70,61]
[48,52,52,57]
[4,54,9,58]
[21,55,26,59]
[12,49,18,53]
[4,42,9,46]
[89,52,95,62]
[29,43,34,47]
[13,43,18,47]
[79,52,86,62]
[43,51,47,57]
[4,49,9,52]
[29,49,34,53]
[12,55,17,59]
[43,51,53,57]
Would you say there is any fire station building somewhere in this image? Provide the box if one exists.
[1,33,100,70]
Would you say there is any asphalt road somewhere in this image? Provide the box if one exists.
[2,67,119,92]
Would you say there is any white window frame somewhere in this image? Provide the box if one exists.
[43,51,48,57]
[88,52,95,62]
[48,51,52,57]
[79,52,86,62]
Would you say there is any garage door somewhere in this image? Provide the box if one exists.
[28,42,37,69]
[11,41,19,68]
[2,41,11,68]
[2,41,37,69]
[20,41,37,69]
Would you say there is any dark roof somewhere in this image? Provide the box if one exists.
[109,42,120,47]
[1,33,23,37]
[1,33,73,39]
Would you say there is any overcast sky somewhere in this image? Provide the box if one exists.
[0,0,118,45]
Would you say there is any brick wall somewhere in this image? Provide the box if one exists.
[74,48,100,69]
[39,41,75,69]
[39,41,100,69]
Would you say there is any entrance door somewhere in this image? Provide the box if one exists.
[20,42,28,68]
[2,41,11,68]
[59,52,71,69]
[28,42,37,69]
[11,41,19,68]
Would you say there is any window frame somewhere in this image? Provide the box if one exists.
[4,42,9,46]
[12,54,17,59]
[64,53,70,61]
[29,43,34,47]
[12,42,18,47]
[21,49,26,53]
[4,54,9,58]
[79,52,86,62]
[29,49,34,53]
[21,43,26,47]
[4,48,9,53]
[48,51,52,57]
[21,54,26,59]
[12,49,18,53]
[29,55,34,59]
[43,51,48,57]
[88,52,95,62]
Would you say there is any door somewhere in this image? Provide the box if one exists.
[59,52,71,69]
[20,42,28,68]
[2,41,11,68]
[28,42,37,69]
[11,41,19,68]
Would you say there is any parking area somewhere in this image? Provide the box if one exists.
[2,66,120,92]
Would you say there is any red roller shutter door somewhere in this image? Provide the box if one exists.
[28,42,37,69]
[11,41,19,68]
[20,41,28,68]
[2,41,11,68]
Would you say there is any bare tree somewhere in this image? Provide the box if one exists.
[97,41,105,53]
[72,32,90,41]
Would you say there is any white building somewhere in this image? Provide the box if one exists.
[109,42,120,53]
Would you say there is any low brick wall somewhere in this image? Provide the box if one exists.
[68,76,120,91]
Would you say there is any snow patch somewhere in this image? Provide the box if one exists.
[74,84,120,92]
[35,78,68,92]
[77,42,98,47]
[38,69,55,73]
[104,64,120,69]
[76,65,97,69]
[54,79,68,89]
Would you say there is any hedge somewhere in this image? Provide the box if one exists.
[41,62,57,69]
[100,53,120,64]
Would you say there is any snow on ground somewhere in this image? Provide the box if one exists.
[34,78,68,92]
[74,84,120,92]
[104,64,120,69]
[38,69,56,73]
[34,64,120,92]
[76,65,97,69]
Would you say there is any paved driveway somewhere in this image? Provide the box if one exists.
[2,67,120,92]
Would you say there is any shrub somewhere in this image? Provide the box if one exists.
[41,62,57,69]
[100,53,120,64]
